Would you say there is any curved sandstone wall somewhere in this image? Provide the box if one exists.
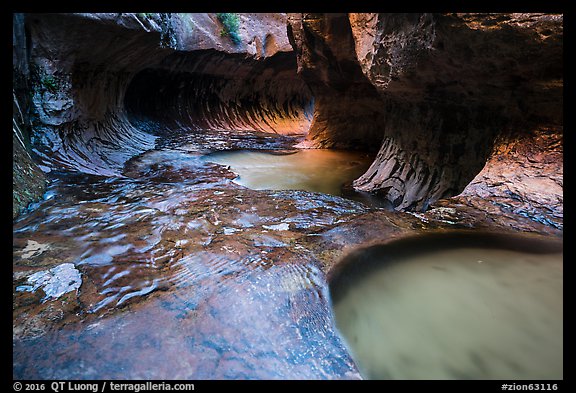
[288,13,562,229]
[13,13,47,218]
[14,13,563,231]
[21,13,313,177]
[124,51,312,134]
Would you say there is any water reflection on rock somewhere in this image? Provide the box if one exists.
[14,128,562,379]
[13,130,370,379]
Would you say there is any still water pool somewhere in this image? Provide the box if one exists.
[204,149,373,197]
[329,232,563,380]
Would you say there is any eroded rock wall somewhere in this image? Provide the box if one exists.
[15,13,563,232]
[434,127,563,233]
[21,13,312,178]
[13,13,47,219]
[288,13,563,229]
[287,13,385,150]
[124,51,312,135]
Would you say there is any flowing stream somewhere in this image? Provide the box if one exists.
[13,127,563,380]
[13,129,368,379]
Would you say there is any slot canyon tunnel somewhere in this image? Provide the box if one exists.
[13,13,563,380]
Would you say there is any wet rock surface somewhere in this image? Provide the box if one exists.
[13,128,562,379]
[288,13,563,213]
[13,12,563,380]
[13,130,372,379]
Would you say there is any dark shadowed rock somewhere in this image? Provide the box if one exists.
[13,12,563,381]
[288,13,562,231]
[13,13,47,219]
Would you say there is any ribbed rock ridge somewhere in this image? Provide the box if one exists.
[18,13,313,180]
[13,13,563,232]
[124,51,312,134]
